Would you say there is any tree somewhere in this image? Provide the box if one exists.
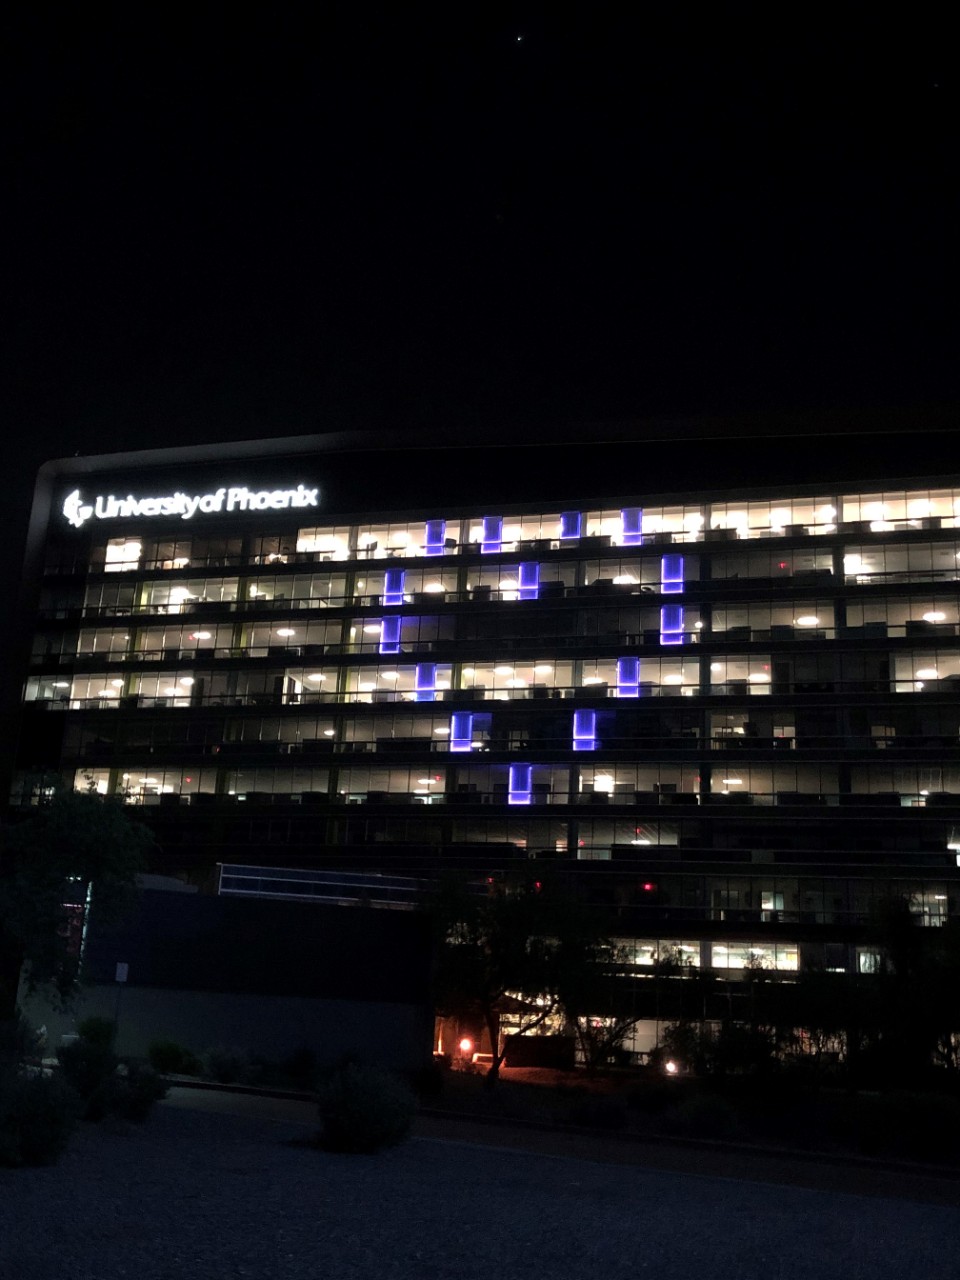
[0,791,154,1018]
[430,875,561,1084]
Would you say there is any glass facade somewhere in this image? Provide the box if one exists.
[18,456,960,975]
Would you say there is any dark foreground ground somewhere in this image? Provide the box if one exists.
[2,1087,959,1280]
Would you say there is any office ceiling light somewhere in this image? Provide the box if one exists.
[462,667,476,677]
[434,726,450,735]
[916,668,938,680]
[379,671,399,681]
[499,579,518,591]
[533,664,553,674]
[748,672,771,682]
[110,679,124,687]
[721,778,744,785]
[663,674,683,685]
[307,673,327,681]
[583,676,605,686]
[363,624,382,634]
[190,631,212,640]
[424,582,445,592]
[96,689,115,697]
[613,574,637,585]
[417,778,436,785]
[494,665,514,675]
[358,681,376,692]
[710,663,722,672]
[506,677,527,688]
[52,682,70,688]
[795,615,820,626]
[276,628,296,637]
[923,611,947,622]
[322,729,335,737]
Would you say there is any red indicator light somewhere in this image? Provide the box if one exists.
[642,882,656,892]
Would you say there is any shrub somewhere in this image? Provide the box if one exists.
[0,1012,45,1069]
[832,1091,960,1163]
[406,1059,447,1100]
[317,1061,416,1154]
[0,1070,79,1166]
[148,1040,202,1076]
[202,1045,257,1085]
[57,1038,118,1117]
[109,1063,169,1122]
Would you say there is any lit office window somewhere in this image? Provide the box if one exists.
[104,539,143,572]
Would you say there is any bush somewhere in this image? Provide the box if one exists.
[57,1038,118,1117]
[109,1063,169,1122]
[406,1060,447,1100]
[0,1070,79,1166]
[148,1040,202,1076]
[202,1045,257,1085]
[317,1061,416,1154]
[832,1091,960,1163]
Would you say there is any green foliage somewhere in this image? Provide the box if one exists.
[147,1039,202,1076]
[317,1061,416,1153]
[0,1070,79,1166]
[0,790,154,1012]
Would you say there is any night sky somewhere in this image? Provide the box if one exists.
[1,7,957,555]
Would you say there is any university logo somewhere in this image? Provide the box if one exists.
[63,489,94,529]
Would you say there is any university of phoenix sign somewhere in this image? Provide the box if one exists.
[62,485,320,529]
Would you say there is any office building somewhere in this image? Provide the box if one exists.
[14,429,960,996]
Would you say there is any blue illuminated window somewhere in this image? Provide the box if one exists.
[572,709,597,751]
[517,562,540,601]
[481,516,503,554]
[660,605,684,645]
[424,519,446,556]
[383,568,405,606]
[621,507,643,547]
[560,511,582,540]
[415,663,436,702]
[616,656,640,698]
[450,711,473,752]
[508,763,532,805]
[378,616,401,655]
[660,554,684,594]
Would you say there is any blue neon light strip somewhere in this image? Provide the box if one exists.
[517,561,540,601]
[560,511,582,540]
[616,656,640,698]
[383,568,405,606]
[660,604,684,645]
[481,516,503,554]
[378,616,401,655]
[450,711,473,752]
[508,763,532,805]
[621,507,643,546]
[572,708,597,751]
[424,519,446,556]
[414,663,436,702]
[660,554,684,594]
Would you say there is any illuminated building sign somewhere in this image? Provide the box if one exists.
[62,485,319,528]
